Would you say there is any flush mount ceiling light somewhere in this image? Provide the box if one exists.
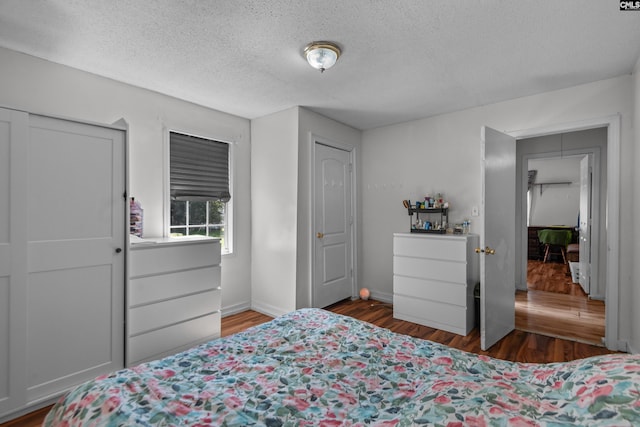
[304,41,341,73]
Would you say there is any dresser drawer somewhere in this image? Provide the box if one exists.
[128,312,221,365]
[394,256,467,283]
[393,275,468,306]
[129,266,220,306]
[129,288,221,336]
[393,294,472,335]
[130,241,221,277]
[394,235,467,261]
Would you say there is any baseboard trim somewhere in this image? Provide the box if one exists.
[251,300,290,318]
[221,302,251,317]
[370,290,393,304]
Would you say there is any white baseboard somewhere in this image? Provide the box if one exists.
[622,340,635,354]
[251,300,290,318]
[221,301,252,317]
[369,289,393,304]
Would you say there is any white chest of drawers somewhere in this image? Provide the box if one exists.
[393,233,479,336]
[128,237,221,366]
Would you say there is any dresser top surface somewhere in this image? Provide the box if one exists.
[394,232,477,241]
[130,235,220,249]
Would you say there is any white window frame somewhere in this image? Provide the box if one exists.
[164,128,234,254]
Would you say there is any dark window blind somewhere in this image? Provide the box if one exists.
[170,132,231,202]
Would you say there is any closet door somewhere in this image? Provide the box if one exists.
[25,115,125,404]
[0,109,28,416]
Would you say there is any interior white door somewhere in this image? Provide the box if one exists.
[25,115,125,403]
[0,108,28,416]
[481,126,516,351]
[313,142,353,308]
[579,155,591,294]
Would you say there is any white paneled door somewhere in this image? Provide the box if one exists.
[480,126,516,351]
[25,115,126,403]
[0,108,28,416]
[0,107,126,421]
[313,142,353,308]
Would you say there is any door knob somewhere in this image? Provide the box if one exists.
[316,232,324,238]
[475,246,495,255]
[115,247,122,253]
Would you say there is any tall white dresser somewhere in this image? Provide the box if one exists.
[128,236,221,366]
[393,233,479,336]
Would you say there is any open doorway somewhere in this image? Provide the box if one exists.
[515,127,607,346]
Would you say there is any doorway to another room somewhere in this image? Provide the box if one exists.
[515,127,607,346]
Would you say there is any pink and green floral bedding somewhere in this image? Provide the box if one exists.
[44,308,640,426]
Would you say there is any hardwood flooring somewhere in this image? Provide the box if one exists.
[3,296,614,427]
[327,298,613,362]
[0,406,50,427]
[519,260,605,346]
[526,259,587,296]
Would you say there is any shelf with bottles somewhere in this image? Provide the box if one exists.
[407,206,448,234]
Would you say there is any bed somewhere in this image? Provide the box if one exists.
[44,308,640,426]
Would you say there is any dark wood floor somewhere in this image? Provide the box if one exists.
[519,260,605,345]
[326,298,613,362]
[2,294,614,427]
[527,259,587,296]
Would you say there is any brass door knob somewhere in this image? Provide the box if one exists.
[475,246,496,255]
[316,232,324,238]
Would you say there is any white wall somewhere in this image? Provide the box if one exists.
[527,157,580,226]
[250,107,362,316]
[0,47,253,314]
[250,108,299,316]
[362,76,635,346]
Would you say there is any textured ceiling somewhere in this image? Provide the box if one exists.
[1,1,639,130]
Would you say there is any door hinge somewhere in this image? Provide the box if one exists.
[123,191,128,199]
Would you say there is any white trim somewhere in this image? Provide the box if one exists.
[509,114,621,351]
[310,133,359,307]
[251,300,290,318]
[221,301,252,318]
[370,290,393,304]
[0,103,128,132]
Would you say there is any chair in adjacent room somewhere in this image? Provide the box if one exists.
[537,229,572,264]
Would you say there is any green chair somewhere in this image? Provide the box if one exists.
[537,229,572,263]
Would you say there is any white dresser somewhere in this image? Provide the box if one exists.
[393,233,479,336]
[128,237,221,366]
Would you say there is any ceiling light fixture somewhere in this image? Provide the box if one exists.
[304,41,341,73]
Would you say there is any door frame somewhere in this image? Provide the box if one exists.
[310,134,358,306]
[509,114,620,351]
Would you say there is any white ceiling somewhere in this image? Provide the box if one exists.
[1,1,639,130]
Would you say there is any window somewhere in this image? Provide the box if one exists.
[169,131,232,253]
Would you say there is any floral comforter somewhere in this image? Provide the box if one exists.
[44,308,640,426]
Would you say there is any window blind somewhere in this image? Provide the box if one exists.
[170,132,231,202]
